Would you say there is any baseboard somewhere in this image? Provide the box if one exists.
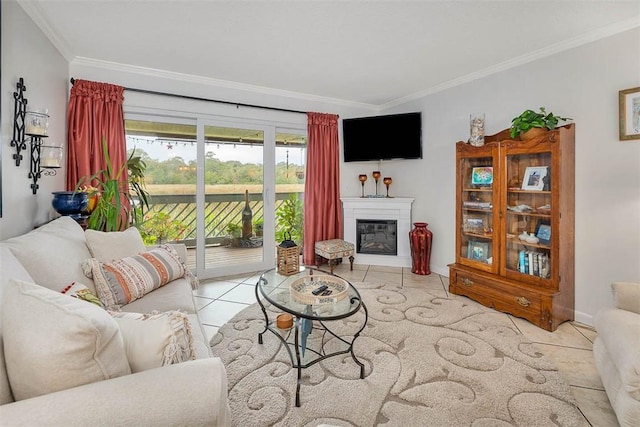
[574,310,594,328]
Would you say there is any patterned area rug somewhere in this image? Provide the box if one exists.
[210,282,582,427]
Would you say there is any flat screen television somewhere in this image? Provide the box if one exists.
[342,112,422,162]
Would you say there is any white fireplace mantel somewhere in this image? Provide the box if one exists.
[341,197,414,267]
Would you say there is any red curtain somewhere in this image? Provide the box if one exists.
[302,112,342,266]
[66,79,127,190]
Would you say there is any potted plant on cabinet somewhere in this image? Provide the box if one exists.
[510,107,572,140]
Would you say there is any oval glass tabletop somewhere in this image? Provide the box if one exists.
[257,267,362,321]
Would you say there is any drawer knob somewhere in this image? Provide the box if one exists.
[462,278,474,286]
[516,297,531,307]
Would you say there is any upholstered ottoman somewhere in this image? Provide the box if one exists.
[314,239,355,274]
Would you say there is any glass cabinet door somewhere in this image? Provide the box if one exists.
[457,149,496,272]
[503,147,553,281]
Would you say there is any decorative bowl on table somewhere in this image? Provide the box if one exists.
[290,275,349,305]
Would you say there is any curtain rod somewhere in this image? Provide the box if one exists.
[69,78,311,116]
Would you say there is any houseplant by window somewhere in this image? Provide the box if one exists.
[77,138,149,231]
[510,107,571,140]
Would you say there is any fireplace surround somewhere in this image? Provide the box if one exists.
[341,197,414,267]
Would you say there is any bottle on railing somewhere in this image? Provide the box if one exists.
[242,189,253,239]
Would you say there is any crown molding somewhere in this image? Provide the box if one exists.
[380,15,640,110]
[17,0,75,61]
[19,0,639,112]
[70,57,381,112]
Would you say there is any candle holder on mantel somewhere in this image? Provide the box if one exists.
[383,177,393,197]
[358,174,368,198]
[372,171,381,196]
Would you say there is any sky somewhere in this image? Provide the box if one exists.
[127,136,305,166]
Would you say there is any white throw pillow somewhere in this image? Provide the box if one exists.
[110,310,195,372]
[1,217,94,292]
[1,280,131,400]
[85,227,146,261]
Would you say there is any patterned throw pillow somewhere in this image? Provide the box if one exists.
[109,310,195,372]
[61,282,104,308]
[83,245,192,310]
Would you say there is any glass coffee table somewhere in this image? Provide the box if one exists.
[255,267,368,407]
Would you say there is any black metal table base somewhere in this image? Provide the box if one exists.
[255,284,367,407]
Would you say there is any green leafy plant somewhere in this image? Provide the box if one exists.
[77,138,148,231]
[137,212,185,245]
[510,107,572,139]
[253,218,264,236]
[276,194,303,247]
[127,151,150,222]
[226,223,242,238]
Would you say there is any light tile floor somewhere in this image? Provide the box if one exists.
[195,263,619,427]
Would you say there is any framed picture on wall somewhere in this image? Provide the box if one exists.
[619,87,640,141]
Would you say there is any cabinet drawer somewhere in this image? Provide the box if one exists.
[452,272,542,320]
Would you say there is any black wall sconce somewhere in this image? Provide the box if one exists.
[11,77,62,194]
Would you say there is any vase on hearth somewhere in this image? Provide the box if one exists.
[409,222,432,275]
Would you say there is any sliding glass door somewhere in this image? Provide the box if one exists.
[198,120,274,278]
[125,117,198,268]
[125,114,305,279]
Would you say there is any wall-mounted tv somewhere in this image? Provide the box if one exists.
[342,112,422,162]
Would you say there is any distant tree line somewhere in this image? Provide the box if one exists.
[129,148,304,186]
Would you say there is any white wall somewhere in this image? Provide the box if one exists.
[352,27,638,326]
[1,0,68,238]
[3,1,638,324]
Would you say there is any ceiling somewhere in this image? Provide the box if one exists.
[19,0,640,109]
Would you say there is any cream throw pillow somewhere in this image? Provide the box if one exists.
[85,227,146,261]
[1,216,94,293]
[110,311,195,372]
[1,280,131,400]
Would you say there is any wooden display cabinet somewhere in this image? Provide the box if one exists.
[448,124,575,331]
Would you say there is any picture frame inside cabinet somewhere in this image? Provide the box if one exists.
[535,220,551,245]
[467,240,490,263]
[471,166,493,186]
[521,166,549,191]
[463,214,487,234]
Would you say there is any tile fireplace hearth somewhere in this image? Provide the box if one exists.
[341,197,414,267]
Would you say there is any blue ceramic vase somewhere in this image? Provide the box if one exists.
[51,191,88,218]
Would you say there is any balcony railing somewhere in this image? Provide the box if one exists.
[142,192,300,247]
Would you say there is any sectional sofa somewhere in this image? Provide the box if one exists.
[0,216,231,426]
[593,282,640,427]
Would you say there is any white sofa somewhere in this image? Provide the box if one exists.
[0,217,231,426]
[593,282,640,427]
